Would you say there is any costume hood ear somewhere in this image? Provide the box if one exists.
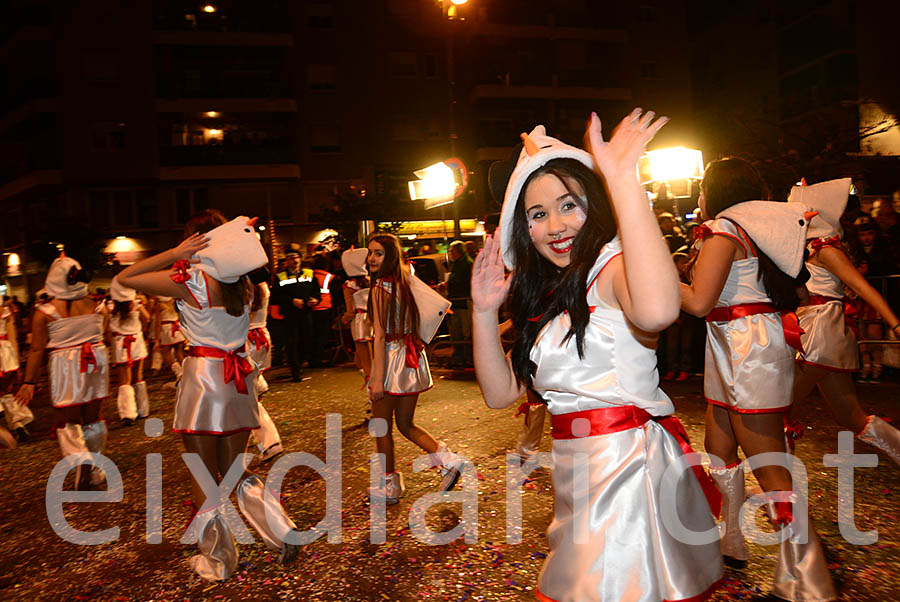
[787,178,851,240]
[193,216,268,283]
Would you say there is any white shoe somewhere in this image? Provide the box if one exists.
[259,442,284,463]
[367,471,404,505]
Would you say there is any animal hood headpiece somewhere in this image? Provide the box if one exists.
[787,178,851,240]
[193,217,268,283]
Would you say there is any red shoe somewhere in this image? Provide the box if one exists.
[663,371,675,381]
[675,371,689,381]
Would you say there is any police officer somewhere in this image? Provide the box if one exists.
[274,251,320,381]
[309,253,340,368]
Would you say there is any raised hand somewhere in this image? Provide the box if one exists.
[172,232,210,262]
[471,231,512,313]
[584,108,668,186]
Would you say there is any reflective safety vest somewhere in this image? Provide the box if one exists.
[312,270,334,311]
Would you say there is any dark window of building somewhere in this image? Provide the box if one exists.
[113,190,135,227]
[136,188,159,229]
[640,61,659,79]
[90,191,111,229]
[389,52,417,78]
[637,5,655,24]
[175,187,209,224]
[306,2,334,28]
[424,53,439,78]
[310,125,342,153]
[90,123,126,151]
[308,64,337,91]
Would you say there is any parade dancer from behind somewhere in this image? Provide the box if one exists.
[246,273,283,463]
[681,158,836,600]
[154,295,185,387]
[366,233,462,504]
[341,248,373,384]
[15,256,109,490]
[473,111,724,602]
[788,178,900,466]
[107,278,150,425]
[117,210,302,581]
[0,298,32,442]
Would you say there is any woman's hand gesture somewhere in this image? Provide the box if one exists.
[584,108,668,187]
[14,383,34,406]
[471,231,512,313]
[172,233,210,263]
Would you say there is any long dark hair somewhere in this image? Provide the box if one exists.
[112,299,132,323]
[366,233,420,337]
[183,209,249,317]
[509,158,617,386]
[702,158,801,310]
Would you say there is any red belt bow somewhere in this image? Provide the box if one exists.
[163,320,181,335]
[170,259,191,284]
[552,405,723,518]
[115,333,137,366]
[386,333,425,369]
[80,342,98,373]
[248,327,269,351]
[706,302,804,354]
[188,346,254,394]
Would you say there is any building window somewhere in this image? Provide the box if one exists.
[310,125,342,153]
[636,5,655,24]
[308,64,337,91]
[90,122,126,151]
[639,61,659,79]
[424,53,439,78]
[113,190,135,227]
[136,188,159,229]
[89,191,111,229]
[175,187,209,224]
[389,52,417,78]
[391,120,423,141]
[306,1,334,28]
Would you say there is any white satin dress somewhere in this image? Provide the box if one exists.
[375,279,432,395]
[109,302,148,365]
[173,268,259,435]
[157,298,186,346]
[346,281,373,342]
[530,239,723,602]
[41,305,109,408]
[248,287,272,373]
[0,307,19,373]
[699,219,795,413]
[796,241,858,371]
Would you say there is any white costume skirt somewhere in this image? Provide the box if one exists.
[110,331,148,366]
[704,314,794,413]
[247,327,272,372]
[173,356,260,435]
[538,421,723,602]
[796,302,859,371]
[351,313,373,342]
[0,339,18,373]
[160,321,186,346]
[48,343,109,408]
[384,339,432,395]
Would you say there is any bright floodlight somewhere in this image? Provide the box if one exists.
[202,4,217,13]
[450,0,469,4]
[641,147,704,184]
[409,162,456,205]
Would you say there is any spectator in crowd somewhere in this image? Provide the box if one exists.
[465,240,478,261]
[310,254,340,368]
[657,212,686,253]
[273,251,320,381]
[854,216,896,382]
[445,240,473,368]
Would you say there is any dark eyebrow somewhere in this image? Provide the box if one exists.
[557,192,577,202]
[525,203,543,213]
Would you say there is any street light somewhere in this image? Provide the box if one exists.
[409,162,456,210]
[638,147,704,216]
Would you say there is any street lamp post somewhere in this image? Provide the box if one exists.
[441,0,468,238]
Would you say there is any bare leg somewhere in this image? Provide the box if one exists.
[175,344,185,364]
[118,363,131,387]
[393,394,440,455]
[370,396,396,474]
[729,412,792,493]
[817,371,869,433]
[216,431,252,480]
[133,359,144,383]
[704,404,740,466]
[181,433,221,509]
[81,399,103,425]
[161,345,175,367]
[355,342,372,381]
[791,362,825,410]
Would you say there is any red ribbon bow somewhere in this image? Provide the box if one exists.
[809,236,842,254]
[122,334,136,366]
[694,223,714,241]
[170,260,191,284]
[188,346,254,394]
[515,400,544,418]
[248,328,270,351]
[79,342,97,373]
[387,333,425,369]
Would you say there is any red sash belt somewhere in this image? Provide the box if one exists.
[386,333,425,369]
[162,319,181,335]
[355,309,367,314]
[188,346,253,395]
[79,342,98,373]
[248,327,269,351]
[551,405,723,518]
[0,335,7,341]
[804,295,842,306]
[706,302,804,353]
[113,332,137,366]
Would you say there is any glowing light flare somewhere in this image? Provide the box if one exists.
[7,253,20,267]
[205,111,220,118]
[450,0,468,5]
[639,147,704,184]
[202,4,217,13]
[409,162,457,206]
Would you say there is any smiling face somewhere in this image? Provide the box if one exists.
[522,173,587,268]
[367,240,386,274]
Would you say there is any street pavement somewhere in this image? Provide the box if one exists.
[1,365,899,601]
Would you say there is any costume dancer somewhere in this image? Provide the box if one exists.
[154,295,185,386]
[0,299,31,442]
[16,256,109,490]
[366,233,463,504]
[472,110,724,602]
[681,158,836,601]
[118,210,301,581]
[247,276,283,462]
[341,248,373,384]
[788,178,900,465]
[107,277,150,425]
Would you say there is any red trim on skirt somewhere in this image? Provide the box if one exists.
[172,426,257,436]
[706,397,790,414]
[385,384,433,396]
[795,358,858,373]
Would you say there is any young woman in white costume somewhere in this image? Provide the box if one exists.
[0,297,32,441]
[341,248,373,384]
[472,109,724,602]
[153,294,185,385]
[681,157,836,601]
[118,209,301,581]
[366,232,463,504]
[106,277,150,425]
[16,256,109,490]
[246,276,283,462]
[788,178,900,465]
